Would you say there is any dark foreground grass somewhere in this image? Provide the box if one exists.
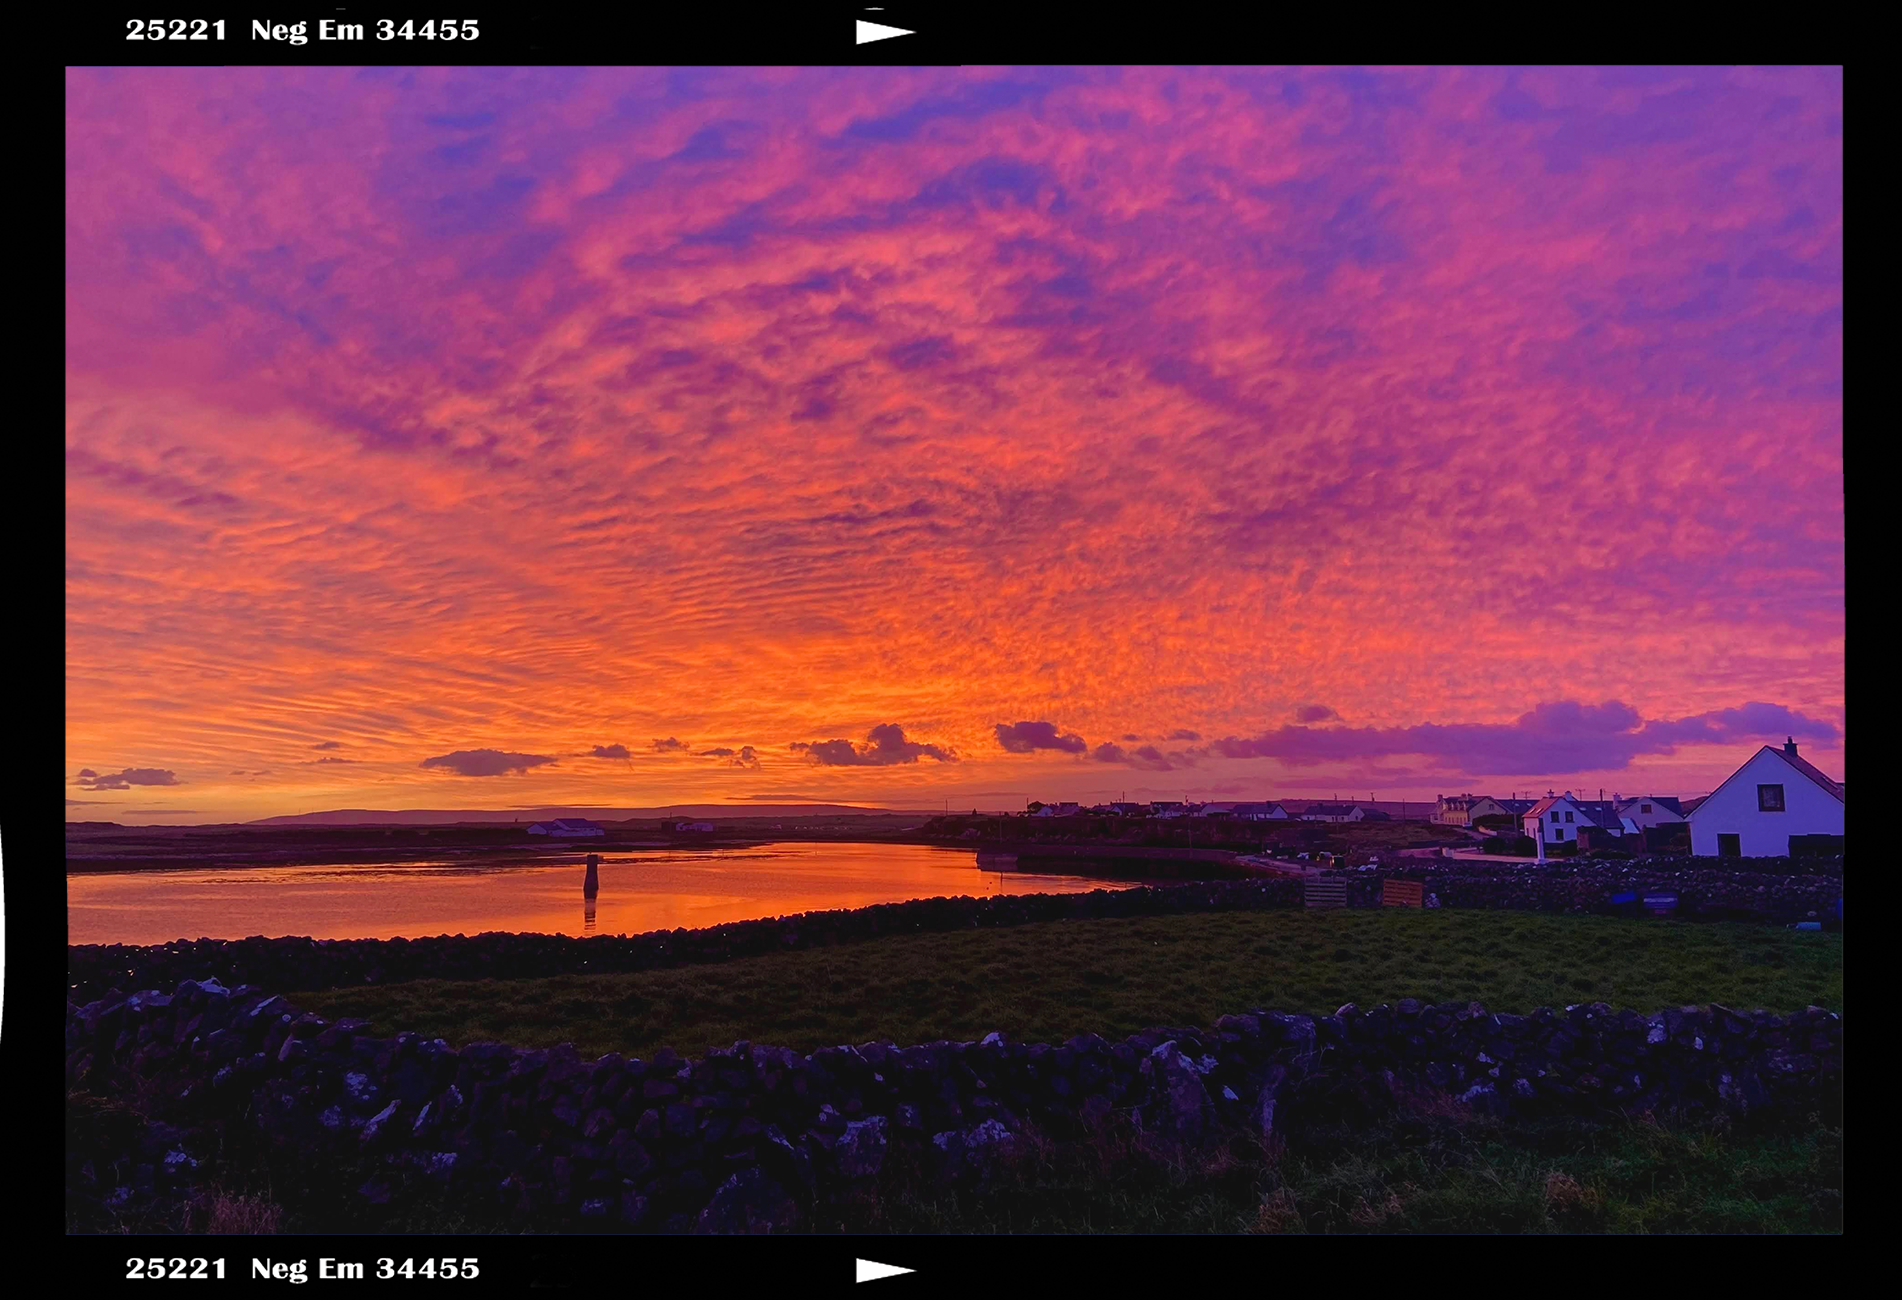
[299,909,1843,1060]
[838,1108,1844,1235]
[68,1085,1843,1235]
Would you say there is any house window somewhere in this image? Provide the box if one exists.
[1717,833,1741,858]
[1757,784,1785,812]
[1564,811,1574,823]
[1551,811,1559,823]
[1641,803,1652,813]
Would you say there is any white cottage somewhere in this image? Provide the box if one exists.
[1520,793,1619,848]
[526,817,605,838]
[1299,803,1368,823]
[1688,740,1843,857]
[1615,795,1686,834]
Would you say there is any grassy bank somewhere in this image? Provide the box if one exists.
[299,909,1843,1060]
[841,1109,1843,1234]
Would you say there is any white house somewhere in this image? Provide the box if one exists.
[527,818,605,838]
[1615,795,1686,834]
[1688,740,1843,857]
[1520,793,1612,848]
[1299,802,1367,823]
[1234,801,1289,821]
[1032,802,1081,818]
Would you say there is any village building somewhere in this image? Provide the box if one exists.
[1615,795,1686,833]
[525,817,605,838]
[1478,797,1538,827]
[672,820,716,833]
[1520,793,1613,849]
[1688,739,1844,857]
[1298,802,1386,823]
[1352,799,1430,819]
[1433,794,1486,826]
[1032,801,1082,818]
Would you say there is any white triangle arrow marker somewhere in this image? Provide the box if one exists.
[856,20,915,44]
[856,1258,915,1283]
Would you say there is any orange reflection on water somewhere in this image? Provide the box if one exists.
[65,842,1133,946]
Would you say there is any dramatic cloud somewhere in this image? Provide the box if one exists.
[63,67,1842,816]
[994,720,1087,754]
[1204,701,1839,777]
[299,756,357,765]
[74,767,180,790]
[1166,729,1203,742]
[418,749,559,777]
[310,740,344,750]
[1294,705,1340,724]
[696,745,761,767]
[1091,743,1183,771]
[590,744,631,759]
[792,724,956,766]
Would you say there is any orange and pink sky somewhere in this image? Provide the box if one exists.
[65,66,1844,822]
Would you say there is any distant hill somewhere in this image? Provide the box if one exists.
[245,804,929,827]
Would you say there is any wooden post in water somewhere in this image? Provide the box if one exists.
[583,853,600,897]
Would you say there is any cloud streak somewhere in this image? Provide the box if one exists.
[1202,701,1839,777]
[74,767,180,790]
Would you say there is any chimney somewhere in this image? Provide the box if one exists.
[1784,736,1799,756]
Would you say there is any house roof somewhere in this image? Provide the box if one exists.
[1301,803,1360,816]
[1690,745,1844,815]
[550,818,599,829]
[1616,795,1684,815]
[1776,749,1845,801]
[1679,795,1708,815]
[1521,795,1622,829]
[1563,800,1625,831]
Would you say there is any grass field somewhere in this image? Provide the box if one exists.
[299,908,1843,1059]
[78,910,1844,1235]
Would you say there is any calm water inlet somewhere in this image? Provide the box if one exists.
[66,842,1132,946]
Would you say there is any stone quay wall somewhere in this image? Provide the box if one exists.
[66,980,1842,1233]
[69,860,1843,1003]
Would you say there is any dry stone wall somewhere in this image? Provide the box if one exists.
[66,978,1842,1233]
